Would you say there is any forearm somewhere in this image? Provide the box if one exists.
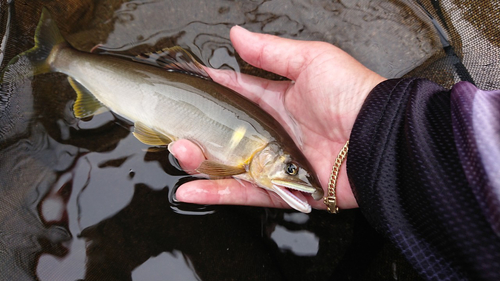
[347,78,500,280]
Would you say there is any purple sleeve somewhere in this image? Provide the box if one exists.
[347,78,500,281]
[451,82,500,235]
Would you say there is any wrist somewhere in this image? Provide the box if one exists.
[323,140,359,211]
[334,75,385,210]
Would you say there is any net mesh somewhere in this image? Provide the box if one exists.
[405,0,500,90]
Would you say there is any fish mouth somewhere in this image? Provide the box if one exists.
[270,179,317,193]
[271,180,316,213]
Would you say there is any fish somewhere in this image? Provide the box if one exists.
[0,8,324,213]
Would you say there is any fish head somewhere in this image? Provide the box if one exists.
[249,142,324,213]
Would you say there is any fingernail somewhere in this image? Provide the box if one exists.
[167,141,176,157]
[172,191,179,202]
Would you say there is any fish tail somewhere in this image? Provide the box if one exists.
[1,7,65,84]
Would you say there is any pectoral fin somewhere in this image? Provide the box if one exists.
[196,160,246,177]
[133,121,174,146]
[70,77,108,118]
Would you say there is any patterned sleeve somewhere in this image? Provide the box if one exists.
[347,78,500,281]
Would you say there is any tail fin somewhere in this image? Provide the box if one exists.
[0,7,65,83]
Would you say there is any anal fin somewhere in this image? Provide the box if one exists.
[133,121,174,146]
[69,77,108,119]
[196,160,246,177]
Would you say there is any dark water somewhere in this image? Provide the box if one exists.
[0,0,447,280]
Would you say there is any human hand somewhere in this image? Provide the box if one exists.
[170,26,385,211]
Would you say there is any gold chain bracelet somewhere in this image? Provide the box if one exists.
[323,140,349,214]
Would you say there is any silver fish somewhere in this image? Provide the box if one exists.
[1,8,324,213]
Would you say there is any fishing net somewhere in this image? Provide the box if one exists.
[405,0,500,90]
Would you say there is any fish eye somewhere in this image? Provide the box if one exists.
[285,163,298,176]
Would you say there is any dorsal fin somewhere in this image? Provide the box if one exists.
[133,46,211,80]
[90,44,105,54]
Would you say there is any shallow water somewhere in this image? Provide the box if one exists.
[0,0,448,280]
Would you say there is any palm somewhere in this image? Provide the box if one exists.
[281,67,348,188]
[172,27,385,211]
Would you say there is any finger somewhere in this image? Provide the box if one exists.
[175,178,292,209]
[229,25,321,81]
[176,179,329,211]
[168,139,205,172]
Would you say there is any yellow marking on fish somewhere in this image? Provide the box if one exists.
[228,126,247,152]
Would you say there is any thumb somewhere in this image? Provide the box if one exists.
[230,26,318,81]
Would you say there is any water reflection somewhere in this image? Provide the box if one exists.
[98,0,441,78]
[0,78,75,281]
[132,251,200,281]
[270,226,319,256]
[0,0,452,280]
